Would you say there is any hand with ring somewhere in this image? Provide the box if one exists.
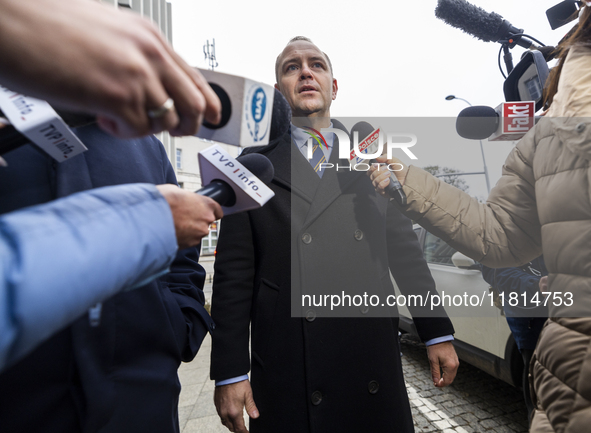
[0,0,222,138]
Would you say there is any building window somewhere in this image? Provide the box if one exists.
[176,148,182,170]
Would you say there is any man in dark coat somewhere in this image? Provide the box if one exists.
[211,37,459,433]
[0,126,213,433]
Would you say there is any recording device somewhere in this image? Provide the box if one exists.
[435,0,539,49]
[0,73,292,158]
[0,109,93,158]
[0,86,90,161]
[197,69,291,147]
[504,51,550,113]
[196,152,274,207]
[197,144,275,215]
[456,102,537,141]
[349,121,407,206]
[547,1,582,30]
[436,0,568,124]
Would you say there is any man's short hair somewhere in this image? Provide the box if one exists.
[275,36,333,82]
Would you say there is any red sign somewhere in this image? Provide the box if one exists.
[502,102,535,134]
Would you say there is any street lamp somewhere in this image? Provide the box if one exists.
[445,95,491,193]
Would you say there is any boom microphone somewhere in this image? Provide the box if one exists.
[196,153,274,207]
[350,121,407,206]
[435,0,537,49]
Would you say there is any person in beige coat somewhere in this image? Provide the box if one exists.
[369,7,591,433]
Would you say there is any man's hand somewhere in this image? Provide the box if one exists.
[539,276,548,292]
[156,185,223,249]
[0,0,221,138]
[368,155,409,197]
[426,341,459,387]
[214,380,259,433]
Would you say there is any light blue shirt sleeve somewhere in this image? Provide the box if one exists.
[215,375,249,386]
[424,335,454,346]
[214,336,455,387]
[0,183,178,371]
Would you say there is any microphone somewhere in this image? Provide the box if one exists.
[197,69,291,147]
[0,76,292,157]
[349,121,407,206]
[195,153,274,207]
[456,106,499,140]
[456,102,536,141]
[435,0,538,49]
[197,145,275,215]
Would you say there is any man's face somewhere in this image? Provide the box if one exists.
[275,41,338,119]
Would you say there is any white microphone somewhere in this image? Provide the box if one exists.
[197,145,275,215]
[196,69,291,147]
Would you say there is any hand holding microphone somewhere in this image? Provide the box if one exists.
[156,185,223,250]
[349,121,407,205]
[158,151,275,249]
[0,0,221,139]
[368,155,409,202]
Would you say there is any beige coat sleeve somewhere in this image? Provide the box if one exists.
[399,129,542,268]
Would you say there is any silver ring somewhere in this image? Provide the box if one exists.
[147,98,175,119]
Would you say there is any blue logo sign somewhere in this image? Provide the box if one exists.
[251,87,267,123]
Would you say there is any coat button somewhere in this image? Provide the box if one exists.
[368,380,379,394]
[305,309,316,322]
[302,233,312,244]
[354,229,364,241]
[311,391,323,405]
[209,322,216,331]
[576,123,586,133]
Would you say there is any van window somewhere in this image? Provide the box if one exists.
[423,231,456,266]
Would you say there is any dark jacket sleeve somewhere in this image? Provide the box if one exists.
[385,200,455,341]
[209,211,255,381]
[156,144,213,362]
[481,263,542,300]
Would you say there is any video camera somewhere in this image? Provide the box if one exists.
[437,0,585,112]
[436,0,584,140]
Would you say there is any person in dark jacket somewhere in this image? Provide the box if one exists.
[481,256,548,421]
[0,125,213,433]
[210,36,458,433]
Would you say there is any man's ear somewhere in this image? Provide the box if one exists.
[332,79,338,100]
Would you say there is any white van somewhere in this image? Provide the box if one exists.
[394,225,522,387]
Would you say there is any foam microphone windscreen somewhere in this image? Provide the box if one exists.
[435,0,506,42]
[270,88,291,142]
[349,121,375,143]
[456,106,499,140]
[236,153,275,184]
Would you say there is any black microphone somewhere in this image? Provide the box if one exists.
[269,88,292,142]
[195,153,274,207]
[435,0,536,49]
[350,121,407,206]
[455,106,499,140]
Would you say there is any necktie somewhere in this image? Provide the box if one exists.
[307,142,327,178]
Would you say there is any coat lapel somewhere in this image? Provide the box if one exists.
[271,132,320,204]
[303,121,364,227]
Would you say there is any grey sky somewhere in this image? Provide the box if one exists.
[170,0,576,198]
